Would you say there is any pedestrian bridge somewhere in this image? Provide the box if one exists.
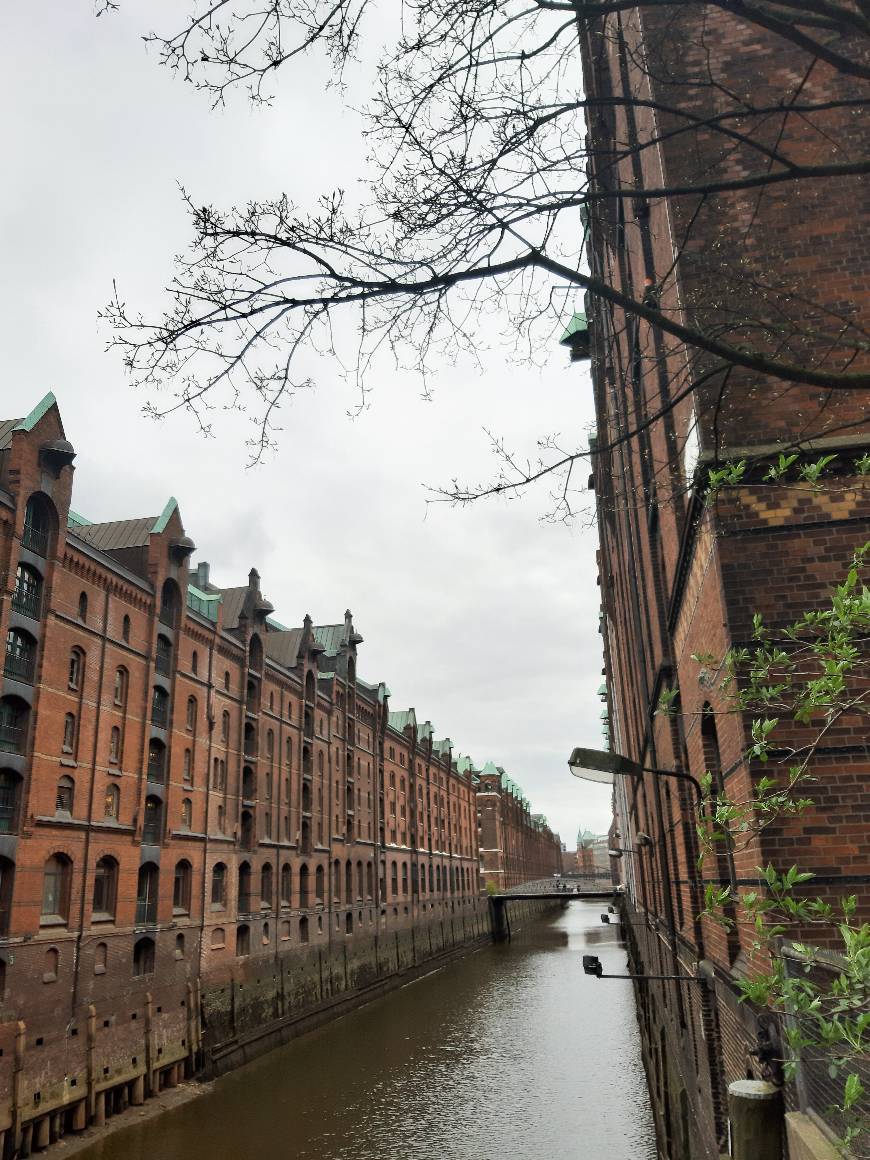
[490,876,617,941]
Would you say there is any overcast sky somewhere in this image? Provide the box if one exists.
[0,2,613,844]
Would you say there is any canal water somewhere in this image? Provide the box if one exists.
[77,901,657,1160]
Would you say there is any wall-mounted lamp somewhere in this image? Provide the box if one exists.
[582,954,704,983]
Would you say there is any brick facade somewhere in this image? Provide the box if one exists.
[0,394,558,1153]
[580,6,870,1158]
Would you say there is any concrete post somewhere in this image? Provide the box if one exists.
[728,1080,783,1160]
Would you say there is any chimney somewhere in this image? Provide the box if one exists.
[196,561,210,589]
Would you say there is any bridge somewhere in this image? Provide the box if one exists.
[490,875,617,942]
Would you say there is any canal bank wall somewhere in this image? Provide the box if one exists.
[203,897,560,1075]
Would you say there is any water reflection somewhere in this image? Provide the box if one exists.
[78,901,657,1160]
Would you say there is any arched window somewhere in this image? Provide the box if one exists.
[0,697,28,756]
[366,862,374,899]
[42,854,71,922]
[246,678,259,714]
[280,863,292,905]
[159,579,178,628]
[391,861,398,897]
[23,493,53,556]
[315,865,325,901]
[121,614,131,643]
[299,915,309,944]
[304,670,315,704]
[221,710,230,742]
[109,725,121,764]
[0,771,21,833]
[92,856,118,918]
[183,748,192,783]
[173,860,192,913]
[191,649,198,675]
[94,942,107,974]
[345,912,353,935]
[56,775,74,815]
[113,667,128,707]
[12,563,42,620]
[135,863,159,925]
[217,804,225,832]
[180,798,192,829]
[317,751,324,774]
[151,686,169,729]
[243,722,257,757]
[103,783,119,819]
[147,738,166,782]
[142,795,162,844]
[402,862,408,894]
[285,737,293,767]
[345,860,353,901]
[238,862,252,913]
[44,947,59,982]
[240,809,254,851]
[223,670,230,692]
[261,862,273,908]
[155,634,172,677]
[249,635,263,672]
[299,863,310,907]
[211,927,225,948]
[68,648,84,690]
[133,936,155,977]
[175,932,185,959]
[269,691,274,711]
[62,712,76,754]
[266,730,274,760]
[186,696,197,730]
[4,627,37,683]
[78,592,88,622]
[211,862,227,908]
[242,766,256,801]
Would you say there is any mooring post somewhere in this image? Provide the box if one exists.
[728,1080,783,1160]
[489,896,510,943]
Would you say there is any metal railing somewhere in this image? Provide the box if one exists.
[11,585,41,620]
[22,523,49,556]
[3,651,35,684]
[0,725,24,755]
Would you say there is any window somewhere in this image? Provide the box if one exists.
[44,947,59,983]
[94,942,107,975]
[159,580,178,628]
[299,915,309,944]
[103,784,119,819]
[151,686,169,729]
[183,748,192,783]
[181,798,192,829]
[211,863,227,907]
[62,712,76,754]
[63,647,80,690]
[23,493,52,556]
[135,863,159,925]
[211,927,225,948]
[223,671,230,692]
[155,635,172,677]
[121,614,131,643]
[142,795,162,844]
[266,730,274,760]
[285,737,293,767]
[78,592,88,622]
[113,667,128,707]
[191,650,198,676]
[12,563,42,620]
[173,860,192,913]
[175,932,185,959]
[299,864,309,907]
[133,936,155,977]
[236,925,251,958]
[238,862,252,913]
[42,854,71,922]
[0,772,19,833]
[260,863,273,908]
[221,711,230,743]
[109,726,121,764]
[186,696,196,731]
[315,865,324,901]
[92,856,117,918]
[391,861,398,897]
[402,863,408,894]
[56,775,74,814]
[147,739,166,782]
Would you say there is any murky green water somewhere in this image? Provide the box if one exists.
[77,901,657,1160]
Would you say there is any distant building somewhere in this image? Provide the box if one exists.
[475,763,561,890]
[0,393,558,1152]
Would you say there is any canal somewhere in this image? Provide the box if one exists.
[76,901,657,1160]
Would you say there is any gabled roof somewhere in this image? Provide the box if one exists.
[264,628,304,670]
[0,418,20,450]
[481,761,500,776]
[217,587,249,631]
[388,709,416,734]
[313,624,345,657]
[73,516,156,551]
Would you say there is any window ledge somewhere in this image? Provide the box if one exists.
[91,913,114,925]
[59,757,77,768]
[40,915,67,929]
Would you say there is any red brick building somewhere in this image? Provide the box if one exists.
[580,6,870,1158]
[475,762,562,890]
[0,393,555,1152]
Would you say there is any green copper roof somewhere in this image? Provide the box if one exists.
[14,391,56,433]
[151,497,179,534]
[187,583,220,622]
[67,510,91,528]
[559,312,588,345]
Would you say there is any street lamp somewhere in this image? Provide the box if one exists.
[567,746,703,801]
